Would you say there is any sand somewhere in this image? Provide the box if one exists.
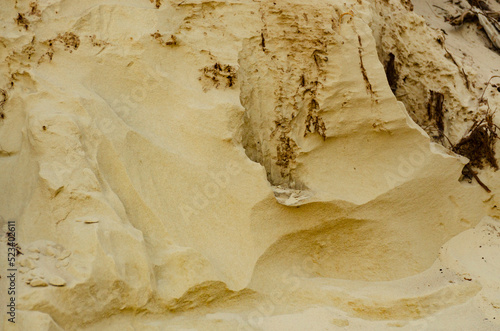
[1,0,500,329]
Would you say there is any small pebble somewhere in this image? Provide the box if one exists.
[28,253,40,260]
[28,247,40,253]
[46,246,57,256]
[58,250,71,260]
[49,276,66,287]
[30,278,48,287]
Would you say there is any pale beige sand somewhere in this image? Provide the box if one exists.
[0,0,499,330]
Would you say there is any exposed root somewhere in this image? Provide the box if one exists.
[453,109,499,170]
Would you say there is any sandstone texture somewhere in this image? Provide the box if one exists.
[1,0,500,330]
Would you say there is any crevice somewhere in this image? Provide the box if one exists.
[427,90,445,140]
[358,35,374,97]
[384,53,398,93]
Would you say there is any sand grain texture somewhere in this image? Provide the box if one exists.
[1,0,500,329]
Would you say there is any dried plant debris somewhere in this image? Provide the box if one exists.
[453,110,498,171]
[151,31,177,46]
[442,45,472,90]
[29,2,41,16]
[460,164,492,192]
[448,10,478,26]
[436,77,500,193]
[448,7,500,49]
[200,63,236,89]
[150,0,162,8]
[476,9,500,49]
[454,77,500,171]
[442,110,498,194]
[15,13,30,30]
[467,0,491,11]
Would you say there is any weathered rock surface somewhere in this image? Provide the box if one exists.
[1,0,500,329]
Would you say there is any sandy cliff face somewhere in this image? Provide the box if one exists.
[1,0,500,330]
